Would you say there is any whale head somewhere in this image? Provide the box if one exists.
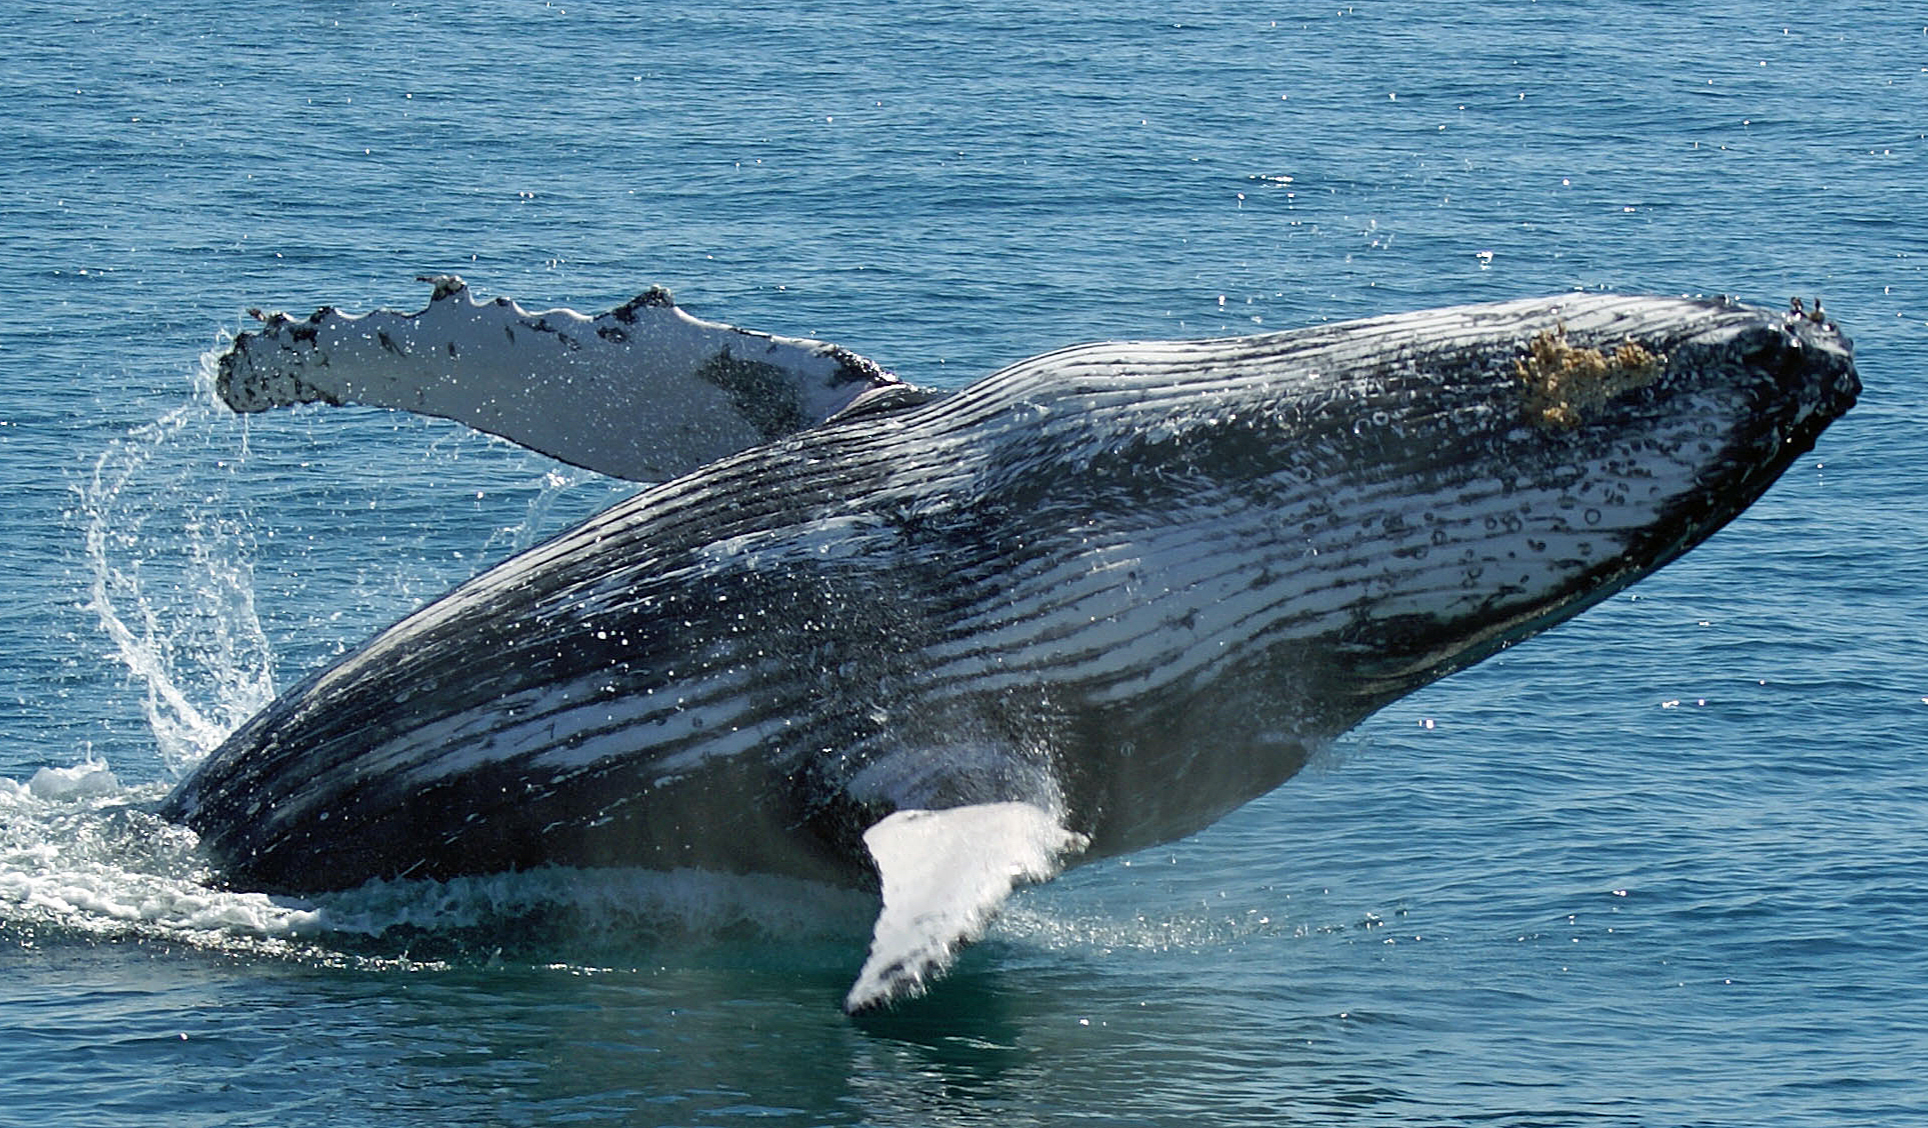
[982,294,1857,723]
[1278,294,1858,706]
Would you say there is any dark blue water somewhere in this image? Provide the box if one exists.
[3,1,1925,1124]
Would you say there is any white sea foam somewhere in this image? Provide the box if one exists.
[0,762,872,969]
[0,772,325,949]
[24,758,122,801]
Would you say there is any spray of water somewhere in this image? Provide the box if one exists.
[76,346,277,775]
[482,465,608,558]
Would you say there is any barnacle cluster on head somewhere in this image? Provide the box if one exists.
[1514,323,1667,428]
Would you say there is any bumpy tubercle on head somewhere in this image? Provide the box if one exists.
[1514,323,1667,428]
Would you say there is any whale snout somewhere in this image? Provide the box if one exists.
[1648,300,1859,485]
[1749,307,1860,433]
[1498,296,1858,488]
[1324,295,1858,700]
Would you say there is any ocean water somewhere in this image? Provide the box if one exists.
[3,0,1925,1123]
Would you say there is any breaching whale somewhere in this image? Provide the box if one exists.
[163,281,1858,1011]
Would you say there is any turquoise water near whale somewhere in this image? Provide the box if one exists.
[3,0,1925,1123]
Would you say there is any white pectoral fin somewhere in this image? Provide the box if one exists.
[845,801,1088,1014]
[219,275,907,482]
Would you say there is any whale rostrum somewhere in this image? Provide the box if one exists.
[166,283,1859,1011]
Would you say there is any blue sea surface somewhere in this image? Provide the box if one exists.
[3,0,1925,1124]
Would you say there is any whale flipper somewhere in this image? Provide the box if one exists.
[218,275,911,482]
[847,802,1088,1013]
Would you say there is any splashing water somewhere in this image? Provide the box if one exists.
[77,347,277,775]
[0,761,871,969]
[482,464,611,558]
[4,351,322,956]
[0,770,326,949]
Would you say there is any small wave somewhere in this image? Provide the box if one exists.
[0,770,322,949]
[997,901,1305,956]
[0,763,873,974]
[312,866,878,956]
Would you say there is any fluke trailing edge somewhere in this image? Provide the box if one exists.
[165,282,1858,1011]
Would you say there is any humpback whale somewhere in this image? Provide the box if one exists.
[164,281,1858,1011]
